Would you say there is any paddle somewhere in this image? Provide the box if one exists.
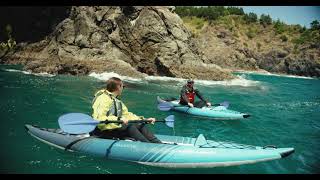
[157,101,229,111]
[217,101,229,108]
[58,113,175,134]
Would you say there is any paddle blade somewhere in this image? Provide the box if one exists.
[157,102,173,111]
[164,115,174,128]
[220,101,229,108]
[58,113,98,134]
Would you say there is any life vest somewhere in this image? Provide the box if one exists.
[180,89,195,103]
[106,96,123,118]
[186,91,195,103]
[92,90,123,118]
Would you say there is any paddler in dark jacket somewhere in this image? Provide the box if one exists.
[179,80,212,108]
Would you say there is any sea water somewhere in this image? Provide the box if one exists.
[0,65,319,174]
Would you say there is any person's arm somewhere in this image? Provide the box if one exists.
[195,89,212,106]
[195,89,208,103]
[121,103,144,121]
[121,103,156,124]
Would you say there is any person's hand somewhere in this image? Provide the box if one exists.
[146,118,156,124]
[121,118,129,125]
[206,102,211,107]
[188,103,194,107]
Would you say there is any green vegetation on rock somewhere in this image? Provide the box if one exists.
[0,24,16,58]
[175,6,320,77]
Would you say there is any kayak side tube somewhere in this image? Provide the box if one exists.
[157,96,250,119]
[25,124,294,168]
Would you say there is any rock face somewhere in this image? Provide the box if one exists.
[2,6,233,80]
[258,48,320,77]
[191,20,320,77]
[196,26,260,71]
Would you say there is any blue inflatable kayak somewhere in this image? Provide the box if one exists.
[25,124,294,168]
[157,96,250,120]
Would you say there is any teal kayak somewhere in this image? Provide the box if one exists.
[25,124,294,168]
[157,96,250,120]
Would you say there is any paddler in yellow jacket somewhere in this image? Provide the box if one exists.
[91,77,162,143]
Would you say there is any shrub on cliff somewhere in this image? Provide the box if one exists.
[274,19,287,34]
[0,24,16,58]
[175,6,244,21]
[246,28,256,39]
[292,28,320,47]
[280,34,288,42]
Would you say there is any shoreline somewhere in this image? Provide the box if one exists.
[1,64,317,82]
[1,66,260,87]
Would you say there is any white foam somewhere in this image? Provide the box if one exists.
[89,72,142,83]
[274,74,314,79]
[5,68,32,74]
[144,75,186,82]
[4,69,56,77]
[235,70,315,79]
[33,72,56,77]
[89,71,260,87]
[194,75,260,87]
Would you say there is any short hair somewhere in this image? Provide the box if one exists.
[187,79,194,84]
[106,77,122,92]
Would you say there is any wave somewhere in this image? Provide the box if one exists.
[272,101,320,108]
[4,69,56,77]
[89,71,261,87]
[235,70,315,79]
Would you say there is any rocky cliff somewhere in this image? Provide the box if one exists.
[183,15,320,77]
[2,6,233,80]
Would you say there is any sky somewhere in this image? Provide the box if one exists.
[239,6,320,28]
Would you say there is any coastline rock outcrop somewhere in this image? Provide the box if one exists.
[2,6,233,80]
[191,20,320,77]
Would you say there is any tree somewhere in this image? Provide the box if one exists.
[243,12,258,23]
[226,6,244,15]
[260,14,272,27]
[310,20,320,30]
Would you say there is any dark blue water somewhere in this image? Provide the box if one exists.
[0,65,319,174]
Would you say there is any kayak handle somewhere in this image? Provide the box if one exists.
[263,145,277,149]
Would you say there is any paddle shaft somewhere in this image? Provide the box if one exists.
[99,119,167,124]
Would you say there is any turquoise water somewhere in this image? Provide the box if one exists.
[0,65,319,174]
